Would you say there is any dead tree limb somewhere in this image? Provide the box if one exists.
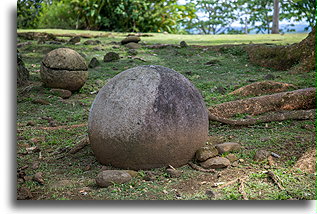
[209,88,315,118]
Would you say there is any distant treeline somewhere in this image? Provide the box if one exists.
[17,0,315,34]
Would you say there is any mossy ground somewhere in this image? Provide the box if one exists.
[17,29,315,200]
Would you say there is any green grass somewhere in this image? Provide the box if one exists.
[18,28,307,46]
[17,29,315,200]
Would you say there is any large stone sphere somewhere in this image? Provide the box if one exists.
[88,65,209,170]
[40,48,88,92]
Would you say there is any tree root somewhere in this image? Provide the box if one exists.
[238,178,248,200]
[208,109,315,126]
[209,88,315,118]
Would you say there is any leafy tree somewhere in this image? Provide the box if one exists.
[187,0,238,34]
[281,0,316,31]
[38,0,78,29]
[17,0,43,29]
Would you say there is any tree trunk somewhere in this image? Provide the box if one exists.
[272,0,279,34]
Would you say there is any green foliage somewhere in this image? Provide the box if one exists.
[187,0,238,34]
[17,0,43,29]
[236,0,316,34]
[38,0,78,29]
[35,0,196,33]
[281,0,316,31]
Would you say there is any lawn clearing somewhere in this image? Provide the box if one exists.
[17,29,315,200]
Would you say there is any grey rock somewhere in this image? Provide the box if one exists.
[89,57,100,68]
[95,170,132,187]
[50,88,72,99]
[165,168,182,178]
[215,142,241,154]
[205,189,215,198]
[40,48,88,91]
[226,154,238,163]
[93,46,103,51]
[254,150,270,161]
[104,52,120,62]
[195,146,218,162]
[68,36,80,44]
[127,49,138,56]
[84,40,101,45]
[180,41,188,48]
[121,36,141,45]
[200,157,230,169]
[125,42,141,49]
[88,65,209,170]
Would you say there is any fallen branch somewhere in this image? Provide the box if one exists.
[208,109,315,126]
[209,88,315,118]
[69,136,90,154]
[188,161,216,173]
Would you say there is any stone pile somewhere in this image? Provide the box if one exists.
[195,141,241,169]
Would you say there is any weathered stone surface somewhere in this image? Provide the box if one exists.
[40,48,88,91]
[121,36,141,45]
[50,88,72,99]
[68,36,81,44]
[125,170,138,178]
[294,148,315,173]
[84,40,101,45]
[127,49,138,56]
[215,142,241,154]
[88,57,100,68]
[200,157,230,169]
[254,150,271,161]
[165,168,182,178]
[180,41,188,48]
[226,154,238,163]
[104,52,120,62]
[88,65,209,170]
[125,42,141,49]
[42,48,87,71]
[195,146,218,162]
[95,170,132,187]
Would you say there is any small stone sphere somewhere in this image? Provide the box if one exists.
[40,48,88,92]
[88,65,209,170]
